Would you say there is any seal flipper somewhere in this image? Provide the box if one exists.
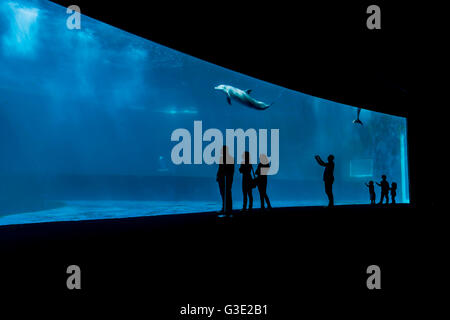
[353,108,363,125]
[245,89,252,95]
[226,96,231,105]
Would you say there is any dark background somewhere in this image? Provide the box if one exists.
[1,0,438,316]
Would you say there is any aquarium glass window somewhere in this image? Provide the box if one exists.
[0,0,409,226]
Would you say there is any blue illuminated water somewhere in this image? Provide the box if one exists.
[0,0,409,226]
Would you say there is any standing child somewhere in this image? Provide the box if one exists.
[365,181,376,205]
[376,175,390,204]
[390,182,397,204]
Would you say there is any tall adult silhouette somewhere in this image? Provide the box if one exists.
[256,154,272,210]
[217,145,234,214]
[239,151,253,211]
[315,154,335,207]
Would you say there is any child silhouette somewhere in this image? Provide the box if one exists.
[365,181,376,205]
[390,182,397,204]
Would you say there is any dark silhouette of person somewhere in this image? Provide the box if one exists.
[217,145,234,214]
[256,154,272,210]
[365,181,376,205]
[376,175,390,204]
[239,151,253,211]
[315,154,335,207]
[390,182,397,204]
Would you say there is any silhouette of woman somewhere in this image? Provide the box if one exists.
[239,151,253,211]
[315,154,335,207]
[256,154,272,210]
[217,145,234,214]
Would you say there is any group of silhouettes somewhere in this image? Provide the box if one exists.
[313,155,399,207]
[365,175,397,205]
[216,146,398,215]
[216,146,271,215]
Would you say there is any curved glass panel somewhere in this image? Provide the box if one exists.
[0,0,409,225]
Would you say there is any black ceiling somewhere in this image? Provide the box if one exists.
[48,0,417,118]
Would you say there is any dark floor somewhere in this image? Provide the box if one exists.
[0,204,437,316]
